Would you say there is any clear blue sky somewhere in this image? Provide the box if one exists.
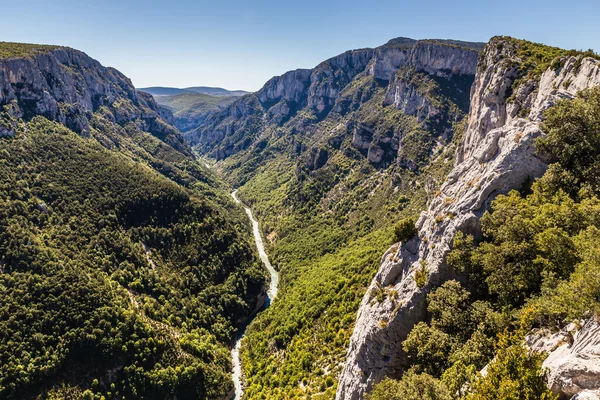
[2,0,599,91]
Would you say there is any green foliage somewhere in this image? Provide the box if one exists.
[414,261,428,288]
[530,225,600,326]
[393,216,417,243]
[403,281,506,377]
[454,187,600,306]
[0,41,60,58]
[537,86,600,194]
[367,372,452,400]
[466,334,557,400]
[0,117,264,399]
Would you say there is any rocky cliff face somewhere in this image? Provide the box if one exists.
[336,37,600,400]
[0,45,188,154]
[528,319,600,399]
[188,38,482,162]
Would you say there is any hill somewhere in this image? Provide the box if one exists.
[152,92,238,132]
[138,86,248,97]
[0,41,265,399]
[189,35,600,400]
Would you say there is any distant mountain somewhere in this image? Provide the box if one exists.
[185,86,249,97]
[154,91,238,132]
[139,86,249,97]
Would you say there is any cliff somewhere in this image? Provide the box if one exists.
[187,38,482,163]
[336,37,600,400]
[0,42,189,155]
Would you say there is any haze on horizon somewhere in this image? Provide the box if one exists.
[2,0,599,92]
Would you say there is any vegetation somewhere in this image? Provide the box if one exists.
[0,117,264,399]
[0,41,60,58]
[198,52,468,399]
[369,83,600,400]
[393,216,417,243]
[154,92,237,131]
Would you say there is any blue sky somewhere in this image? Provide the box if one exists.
[2,0,599,91]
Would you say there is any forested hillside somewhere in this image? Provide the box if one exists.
[368,82,600,400]
[0,43,265,399]
[190,37,482,399]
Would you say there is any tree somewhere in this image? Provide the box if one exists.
[368,372,452,400]
[538,86,600,194]
[466,334,556,400]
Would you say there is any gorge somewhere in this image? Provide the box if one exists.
[1,33,600,400]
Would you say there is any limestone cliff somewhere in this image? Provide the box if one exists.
[188,38,482,163]
[0,44,188,154]
[336,37,600,400]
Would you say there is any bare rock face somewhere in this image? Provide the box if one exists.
[367,46,413,81]
[307,49,374,116]
[410,40,481,78]
[336,37,600,400]
[190,38,483,163]
[543,319,600,399]
[0,46,187,152]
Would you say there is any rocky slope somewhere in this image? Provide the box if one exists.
[0,43,189,154]
[336,37,600,400]
[187,37,481,163]
[528,318,600,399]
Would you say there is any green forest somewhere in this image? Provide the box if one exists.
[0,117,265,399]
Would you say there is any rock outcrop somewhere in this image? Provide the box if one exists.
[543,319,600,399]
[188,38,483,162]
[336,37,600,400]
[0,44,188,153]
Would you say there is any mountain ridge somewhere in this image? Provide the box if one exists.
[139,86,249,97]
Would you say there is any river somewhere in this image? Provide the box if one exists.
[230,190,279,399]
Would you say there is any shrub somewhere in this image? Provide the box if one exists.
[368,372,452,400]
[393,216,418,243]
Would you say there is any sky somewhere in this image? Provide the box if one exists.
[2,0,599,92]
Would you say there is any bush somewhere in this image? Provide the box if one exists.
[368,372,452,400]
[393,216,417,243]
[466,334,557,400]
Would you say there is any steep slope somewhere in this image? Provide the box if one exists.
[337,37,600,400]
[0,42,265,399]
[190,37,482,399]
[152,92,238,132]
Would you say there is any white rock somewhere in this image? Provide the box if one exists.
[336,38,600,400]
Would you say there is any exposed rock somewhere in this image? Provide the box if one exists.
[190,38,483,163]
[543,319,600,399]
[351,121,374,152]
[572,390,600,400]
[384,68,438,123]
[336,37,600,400]
[368,46,413,81]
[307,49,374,117]
[410,40,481,78]
[0,46,187,153]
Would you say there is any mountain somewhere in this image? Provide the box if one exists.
[138,86,249,97]
[186,37,481,162]
[185,86,249,97]
[3,35,600,400]
[337,37,600,400]
[0,42,265,399]
[189,36,600,400]
[152,92,238,132]
[186,37,483,399]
